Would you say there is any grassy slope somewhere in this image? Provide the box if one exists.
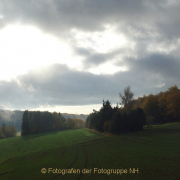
[0,129,106,160]
[0,123,180,180]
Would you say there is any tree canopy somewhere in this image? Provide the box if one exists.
[86,84,180,135]
[21,111,85,136]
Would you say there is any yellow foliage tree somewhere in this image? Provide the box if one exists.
[52,112,64,130]
[159,85,180,120]
[166,91,180,118]
[142,94,159,120]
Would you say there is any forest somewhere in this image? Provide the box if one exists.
[0,110,87,132]
[21,111,85,136]
[86,85,180,134]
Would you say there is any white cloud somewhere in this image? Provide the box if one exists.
[88,60,128,75]
[71,25,129,54]
[156,83,165,88]
[147,38,180,54]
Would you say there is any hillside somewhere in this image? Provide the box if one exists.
[0,123,180,179]
[0,109,88,131]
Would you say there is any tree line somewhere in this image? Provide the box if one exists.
[21,111,85,136]
[0,123,17,139]
[86,85,180,134]
[132,85,180,125]
[86,100,146,134]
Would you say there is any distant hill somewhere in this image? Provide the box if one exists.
[0,109,23,131]
[62,113,88,121]
[0,109,88,131]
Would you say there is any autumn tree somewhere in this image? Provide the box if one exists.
[166,90,180,119]
[119,86,134,114]
[4,126,17,138]
[52,112,64,131]
[75,119,85,128]
[142,94,161,124]
[132,95,147,110]
[159,85,180,122]
[66,118,76,129]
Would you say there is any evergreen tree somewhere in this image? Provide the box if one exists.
[21,110,30,136]
[99,100,113,132]
[136,108,147,130]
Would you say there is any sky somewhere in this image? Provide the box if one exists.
[0,0,180,114]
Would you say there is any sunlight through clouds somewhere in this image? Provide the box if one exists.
[147,39,180,54]
[71,25,128,54]
[0,24,79,80]
[88,61,128,75]
[27,104,107,114]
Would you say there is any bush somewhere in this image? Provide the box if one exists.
[0,124,17,138]
[0,127,5,139]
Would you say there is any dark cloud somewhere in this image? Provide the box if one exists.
[125,53,180,79]
[115,53,180,96]
[74,47,126,68]
[0,62,179,110]
[1,0,180,38]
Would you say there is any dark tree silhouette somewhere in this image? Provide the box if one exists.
[21,110,30,136]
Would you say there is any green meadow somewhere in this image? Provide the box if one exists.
[0,123,180,180]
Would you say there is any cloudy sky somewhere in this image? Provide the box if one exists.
[0,0,180,114]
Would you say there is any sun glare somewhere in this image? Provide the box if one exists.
[0,25,75,80]
[27,104,108,114]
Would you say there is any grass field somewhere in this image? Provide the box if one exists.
[0,123,180,180]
